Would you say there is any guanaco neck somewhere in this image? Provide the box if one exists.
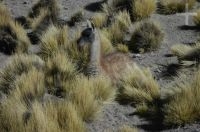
[87,29,101,76]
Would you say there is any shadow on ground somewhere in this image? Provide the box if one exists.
[84,1,105,12]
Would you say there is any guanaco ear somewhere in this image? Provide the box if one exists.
[86,20,95,30]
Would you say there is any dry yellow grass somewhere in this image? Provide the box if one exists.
[62,74,115,121]
[70,10,84,25]
[0,3,12,24]
[25,102,59,132]
[193,9,200,26]
[132,0,156,21]
[171,43,200,61]
[99,31,115,55]
[44,101,86,132]
[116,44,129,53]
[28,8,50,30]
[164,70,200,125]
[114,10,132,31]
[45,52,77,95]
[40,25,69,59]
[158,0,196,14]
[0,96,28,132]
[130,20,164,52]
[89,75,116,102]
[0,98,86,132]
[10,22,31,53]
[67,76,102,121]
[101,10,131,45]
[0,3,31,54]
[91,13,108,28]
[64,30,90,71]
[28,0,59,23]
[0,54,44,94]
[102,22,124,44]
[118,64,160,104]
[13,68,45,103]
[118,125,138,132]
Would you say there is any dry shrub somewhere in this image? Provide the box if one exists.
[91,13,108,28]
[99,31,115,55]
[44,101,86,132]
[193,9,200,27]
[63,75,115,121]
[118,64,160,104]
[89,76,116,102]
[0,99,86,132]
[171,43,200,61]
[65,30,90,71]
[0,3,31,54]
[131,0,156,21]
[28,0,59,23]
[68,77,102,121]
[116,44,129,53]
[101,10,131,44]
[70,10,84,26]
[28,8,50,30]
[0,96,28,132]
[40,25,69,59]
[45,52,77,95]
[164,70,200,126]
[13,68,45,103]
[130,20,164,53]
[0,54,44,94]
[158,0,196,14]
[118,125,138,132]
[114,10,132,31]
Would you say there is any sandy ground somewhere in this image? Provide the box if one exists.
[1,0,200,131]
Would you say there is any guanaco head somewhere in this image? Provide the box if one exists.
[77,20,96,50]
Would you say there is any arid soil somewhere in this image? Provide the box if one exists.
[2,0,200,131]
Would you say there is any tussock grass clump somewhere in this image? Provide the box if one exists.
[0,3,31,54]
[91,13,108,28]
[164,70,200,126]
[116,44,129,53]
[43,101,86,132]
[40,25,69,59]
[131,0,156,21]
[101,10,131,44]
[25,102,59,132]
[27,0,60,44]
[0,99,86,132]
[28,0,59,23]
[70,10,84,26]
[45,52,77,95]
[28,8,50,30]
[158,0,196,14]
[68,77,102,121]
[118,125,138,132]
[171,43,200,61]
[102,0,131,16]
[64,75,115,121]
[0,54,44,94]
[193,10,200,27]
[99,31,115,55]
[118,64,160,104]
[0,96,28,132]
[130,20,164,53]
[65,30,90,71]
[114,10,132,31]
[13,68,45,103]
[89,76,116,102]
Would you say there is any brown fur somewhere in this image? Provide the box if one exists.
[100,52,134,81]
